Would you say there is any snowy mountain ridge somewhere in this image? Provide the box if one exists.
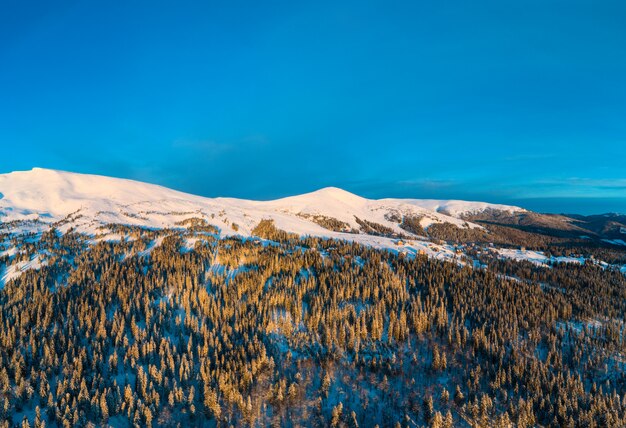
[0,168,524,247]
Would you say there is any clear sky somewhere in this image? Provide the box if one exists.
[1,0,625,214]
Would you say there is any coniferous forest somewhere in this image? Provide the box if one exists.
[0,220,625,427]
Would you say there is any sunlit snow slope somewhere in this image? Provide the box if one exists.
[0,168,523,249]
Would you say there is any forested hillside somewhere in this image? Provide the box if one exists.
[0,219,624,427]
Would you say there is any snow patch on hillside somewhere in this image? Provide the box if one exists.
[0,255,46,287]
[602,239,626,246]
[497,248,588,267]
[381,198,524,217]
[497,248,548,265]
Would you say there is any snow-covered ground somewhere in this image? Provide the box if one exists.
[602,239,626,246]
[496,248,588,266]
[493,248,626,275]
[380,197,524,218]
[556,319,604,335]
[0,168,522,244]
[0,254,46,287]
[496,248,550,265]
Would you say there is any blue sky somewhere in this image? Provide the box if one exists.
[1,0,625,214]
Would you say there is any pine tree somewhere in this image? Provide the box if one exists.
[440,388,449,406]
[331,402,343,427]
[430,411,443,428]
[454,385,464,405]
[100,391,109,420]
[203,385,221,420]
[34,407,44,428]
[424,396,434,424]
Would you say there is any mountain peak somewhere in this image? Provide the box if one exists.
[273,186,367,209]
[310,186,363,200]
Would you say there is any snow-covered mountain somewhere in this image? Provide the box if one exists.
[2,168,625,287]
[0,168,524,242]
